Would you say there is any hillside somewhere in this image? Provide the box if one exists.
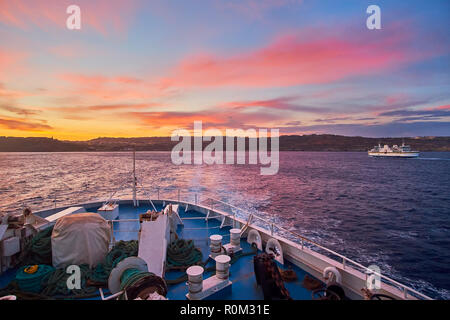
[0,135,449,152]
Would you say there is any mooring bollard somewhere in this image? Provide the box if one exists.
[215,255,231,280]
[186,265,204,296]
[209,234,223,258]
[230,228,241,247]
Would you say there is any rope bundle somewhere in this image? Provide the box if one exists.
[119,268,168,300]
[166,239,203,269]
[19,227,53,266]
[1,238,139,300]
[16,265,55,293]
[90,240,139,284]
[40,264,98,298]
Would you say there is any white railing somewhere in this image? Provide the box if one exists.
[35,185,433,300]
[135,186,432,300]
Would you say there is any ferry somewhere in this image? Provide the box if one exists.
[368,142,419,158]
[0,152,431,301]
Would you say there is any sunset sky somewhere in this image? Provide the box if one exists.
[0,0,449,140]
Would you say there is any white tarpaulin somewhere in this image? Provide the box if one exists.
[51,213,111,268]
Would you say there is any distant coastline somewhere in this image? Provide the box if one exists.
[1,135,449,152]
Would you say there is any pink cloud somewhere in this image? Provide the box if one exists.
[0,0,140,35]
[221,97,298,110]
[0,48,27,80]
[218,96,330,113]
[385,93,410,105]
[158,28,430,89]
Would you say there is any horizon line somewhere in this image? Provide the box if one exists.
[1,134,448,142]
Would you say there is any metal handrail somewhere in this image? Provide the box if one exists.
[202,195,432,300]
[136,187,432,300]
[59,184,431,300]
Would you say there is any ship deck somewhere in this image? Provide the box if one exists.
[0,202,320,300]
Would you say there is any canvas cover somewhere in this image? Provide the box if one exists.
[51,212,111,268]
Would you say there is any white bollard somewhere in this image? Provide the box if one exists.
[186,266,204,295]
[209,234,223,258]
[215,255,231,280]
[230,228,241,247]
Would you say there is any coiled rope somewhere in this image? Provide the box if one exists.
[15,265,55,293]
[19,227,53,266]
[0,239,139,300]
[40,264,98,298]
[120,268,149,290]
[166,239,203,269]
[118,268,168,300]
[90,240,139,285]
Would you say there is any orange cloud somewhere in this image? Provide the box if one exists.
[0,105,41,116]
[0,117,52,131]
[50,103,162,113]
[59,73,154,101]
[127,108,288,130]
[61,74,143,86]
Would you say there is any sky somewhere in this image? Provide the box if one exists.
[0,0,449,140]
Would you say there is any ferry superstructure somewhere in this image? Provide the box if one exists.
[368,142,419,158]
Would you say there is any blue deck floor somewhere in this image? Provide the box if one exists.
[104,203,317,300]
[1,202,320,300]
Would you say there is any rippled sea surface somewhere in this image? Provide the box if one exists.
[1,151,449,299]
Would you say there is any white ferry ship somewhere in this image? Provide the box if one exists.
[368,142,419,158]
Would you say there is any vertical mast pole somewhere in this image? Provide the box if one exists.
[133,149,137,207]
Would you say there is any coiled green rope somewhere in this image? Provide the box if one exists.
[40,264,97,297]
[90,240,139,285]
[1,239,139,300]
[120,268,149,291]
[19,227,53,266]
[16,265,55,293]
[118,268,168,300]
[166,239,203,269]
